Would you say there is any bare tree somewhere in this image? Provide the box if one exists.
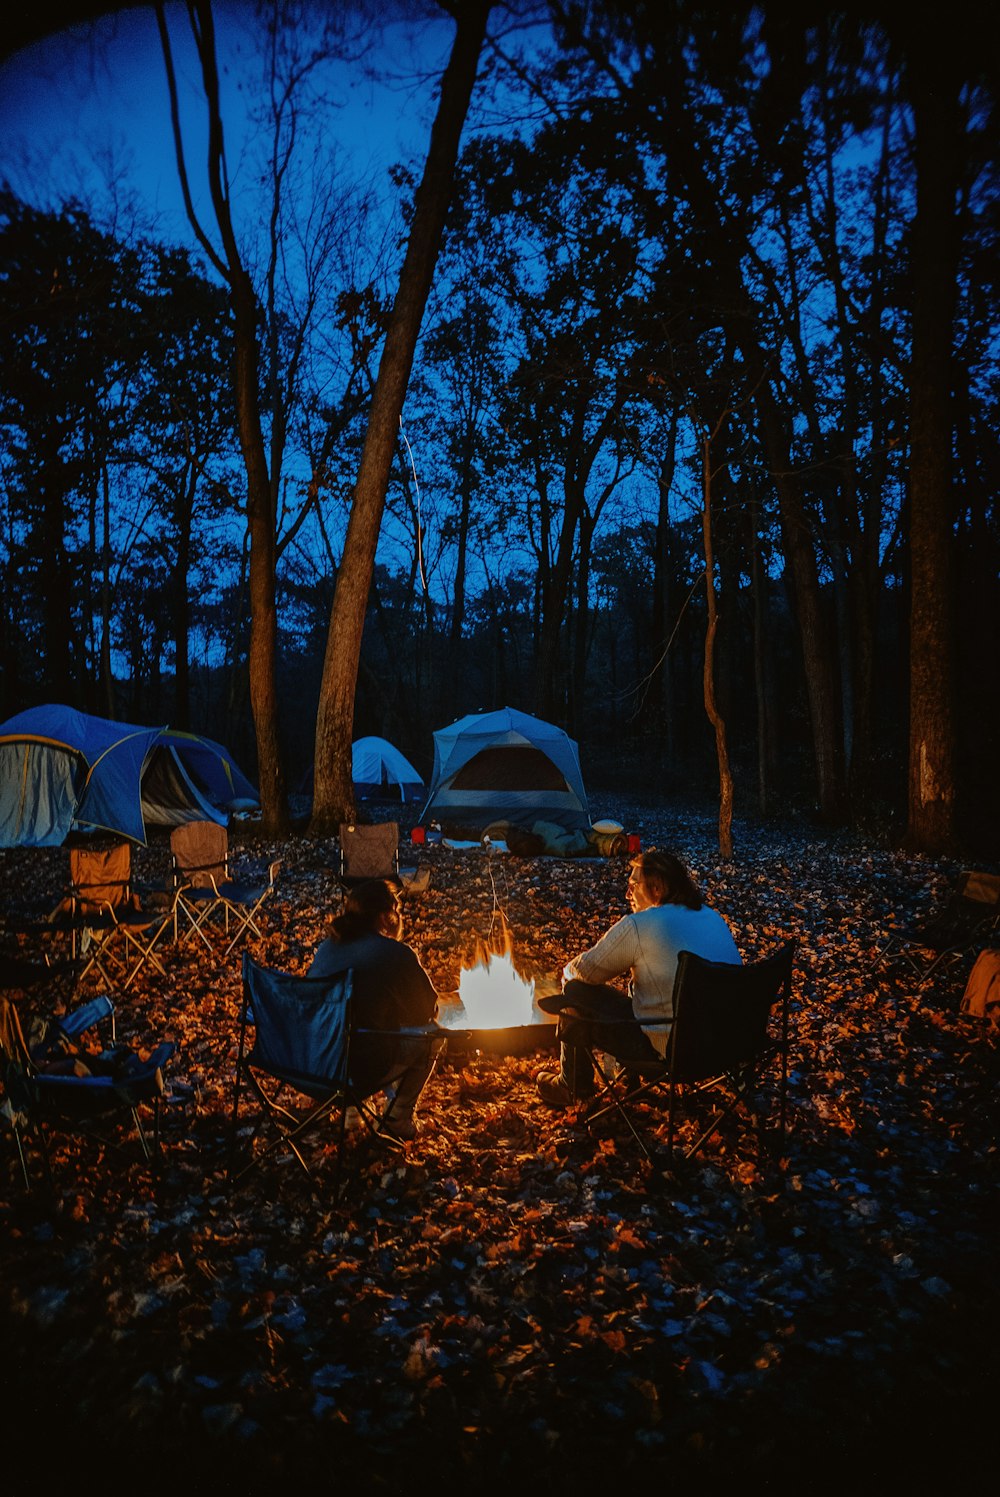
[905,21,962,851]
[157,0,288,830]
[698,407,735,859]
[310,0,493,835]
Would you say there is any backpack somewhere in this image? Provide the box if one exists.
[960,949,1000,1025]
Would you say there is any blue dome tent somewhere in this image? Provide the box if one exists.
[351,737,424,803]
[418,707,590,834]
[0,705,259,847]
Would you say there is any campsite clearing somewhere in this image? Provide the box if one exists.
[0,794,997,1490]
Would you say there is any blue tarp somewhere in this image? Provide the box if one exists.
[0,705,259,847]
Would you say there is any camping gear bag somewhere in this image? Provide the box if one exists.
[960,949,1000,1024]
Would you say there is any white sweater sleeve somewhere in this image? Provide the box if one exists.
[565,915,639,987]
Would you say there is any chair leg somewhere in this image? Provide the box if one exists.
[582,1047,658,1161]
[12,1120,31,1191]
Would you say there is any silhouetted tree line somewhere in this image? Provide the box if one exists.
[1,0,997,852]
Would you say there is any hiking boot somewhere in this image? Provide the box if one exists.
[379,1114,418,1142]
[536,1071,593,1109]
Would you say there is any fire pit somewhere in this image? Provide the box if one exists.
[436,933,558,1057]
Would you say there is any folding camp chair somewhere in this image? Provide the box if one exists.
[582,942,795,1166]
[213,859,283,959]
[171,822,280,957]
[337,821,428,896]
[869,870,1000,987]
[229,952,443,1194]
[169,820,229,950]
[50,843,175,990]
[0,993,174,1190]
[339,822,400,883]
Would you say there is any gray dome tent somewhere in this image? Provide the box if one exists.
[418,707,590,833]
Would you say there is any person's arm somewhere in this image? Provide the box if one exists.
[307,939,332,978]
[396,943,439,1023]
[563,915,639,987]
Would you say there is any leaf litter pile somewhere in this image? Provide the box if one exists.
[1,797,997,1492]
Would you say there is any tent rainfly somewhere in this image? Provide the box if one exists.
[352,737,424,802]
[0,704,259,847]
[418,706,590,833]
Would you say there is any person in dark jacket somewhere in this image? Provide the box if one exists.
[309,878,442,1139]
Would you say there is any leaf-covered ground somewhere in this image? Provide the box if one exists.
[1,797,997,1493]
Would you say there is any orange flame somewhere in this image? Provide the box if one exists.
[446,919,537,1030]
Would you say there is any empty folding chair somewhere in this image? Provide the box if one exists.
[870,870,1000,987]
[50,843,174,990]
[1,993,174,1190]
[214,859,282,959]
[339,822,400,884]
[584,942,795,1166]
[169,821,229,950]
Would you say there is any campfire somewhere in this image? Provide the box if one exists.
[440,922,540,1033]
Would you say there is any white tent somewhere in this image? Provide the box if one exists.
[418,707,590,832]
[352,737,424,802]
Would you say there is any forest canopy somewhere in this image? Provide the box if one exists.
[1,0,996,850]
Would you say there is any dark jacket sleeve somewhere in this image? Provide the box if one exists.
[391,944,438,1026]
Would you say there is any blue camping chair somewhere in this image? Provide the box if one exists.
[0,993,175,1190]
[229,952,443,1194]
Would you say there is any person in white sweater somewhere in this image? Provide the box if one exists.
[536,848,741,1107]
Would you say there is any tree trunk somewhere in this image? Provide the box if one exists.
[159,0,288,831]
[42,459,72,704]
[754,379,845,820]
[748,490,773,817]
[173,463,197,730]
[450,436,474,645]
[702,424,734,859]
[906,35,961,851]
[650,414,677,755]
[310,2,491,835]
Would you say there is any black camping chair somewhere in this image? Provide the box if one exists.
[869,870,1000,988]
[583,942,795,1166]
[229,952,444,1195]
[0,993,174,1190]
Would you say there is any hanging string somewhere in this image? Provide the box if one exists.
[399,415,428,596]
[482,835,514,952]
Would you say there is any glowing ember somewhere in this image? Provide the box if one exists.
[443,930,537,1031]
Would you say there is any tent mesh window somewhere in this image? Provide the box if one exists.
[140,746,216,827]
[449,747,569,792]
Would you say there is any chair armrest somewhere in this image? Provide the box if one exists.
[58,995,115,1041]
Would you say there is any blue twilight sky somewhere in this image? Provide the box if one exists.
[0,3,551,628]
[0,2,453,241]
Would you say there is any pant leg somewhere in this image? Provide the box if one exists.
[379,1034,445,1122]
[558,980,660,1095]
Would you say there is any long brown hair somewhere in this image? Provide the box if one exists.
[327,879,400,943]
[633,849,703,910]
